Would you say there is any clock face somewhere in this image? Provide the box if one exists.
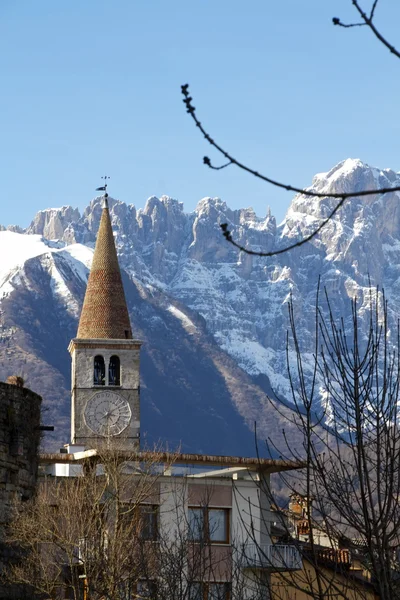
[84,391,132,436]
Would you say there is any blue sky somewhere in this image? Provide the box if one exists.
[1,0,399,227]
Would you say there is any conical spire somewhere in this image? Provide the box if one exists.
[77,190,133,340]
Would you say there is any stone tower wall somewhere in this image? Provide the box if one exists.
[69,339,140,448]
[0,381,42,598]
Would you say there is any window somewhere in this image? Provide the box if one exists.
[189,583,230,600]
[139,504,159,540]
[189,583,203,600]
[118,579,156,600]
[208,509,229,542]
[188,508,204,541]
[208,583,230,600]
[108,355,121,386]
[94,355,105,385]
[117,504,158,540]
[188,508,229,543]
[118,503,135,531]
[137,581,157,599]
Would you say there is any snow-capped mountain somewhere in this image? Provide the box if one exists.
[1,158,399,453]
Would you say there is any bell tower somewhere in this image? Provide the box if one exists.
[68,180,141,449]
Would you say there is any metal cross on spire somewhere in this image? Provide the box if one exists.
[96,175,110,208]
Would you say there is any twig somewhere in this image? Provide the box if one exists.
[333,0,400,60]
[332,18,366,29]
[220,196,346,257]
[181,83,400,257]
[370,0,379,20]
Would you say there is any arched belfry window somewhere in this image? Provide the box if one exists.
[94,355,105,386]
[109,355,121,386]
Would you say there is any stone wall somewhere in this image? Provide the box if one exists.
[70,339,140,448]
[0,381,42,598]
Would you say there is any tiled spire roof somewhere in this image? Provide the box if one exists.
[77,199,133,339]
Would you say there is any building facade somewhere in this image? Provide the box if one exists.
[41,449,303,600]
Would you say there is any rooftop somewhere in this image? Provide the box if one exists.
[39,449,306,474]
[76,198,132,340]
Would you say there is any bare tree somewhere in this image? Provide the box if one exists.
[249,286,400,599]
[5,446,175,600]
[5,449,272,600]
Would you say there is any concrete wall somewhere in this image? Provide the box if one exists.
[232,474,273,547]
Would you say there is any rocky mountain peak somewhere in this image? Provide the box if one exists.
[1,158,400,453]
[26,206,81,240]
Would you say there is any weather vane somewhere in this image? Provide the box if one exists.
[96,175,110,208]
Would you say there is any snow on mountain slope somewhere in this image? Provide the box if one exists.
[0,232,93,313]
[0,240,277,455]
[2,158,400,451]
[0,232,52,294]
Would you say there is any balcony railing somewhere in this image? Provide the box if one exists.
[241,544,303,571]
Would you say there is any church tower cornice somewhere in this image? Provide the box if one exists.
[68,339,141,353]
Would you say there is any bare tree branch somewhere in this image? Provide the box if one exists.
[263,287,400,599]
[219,198,347,257]
[181,84,400,203]
[181,84,400,257]
[333,0,400,60]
